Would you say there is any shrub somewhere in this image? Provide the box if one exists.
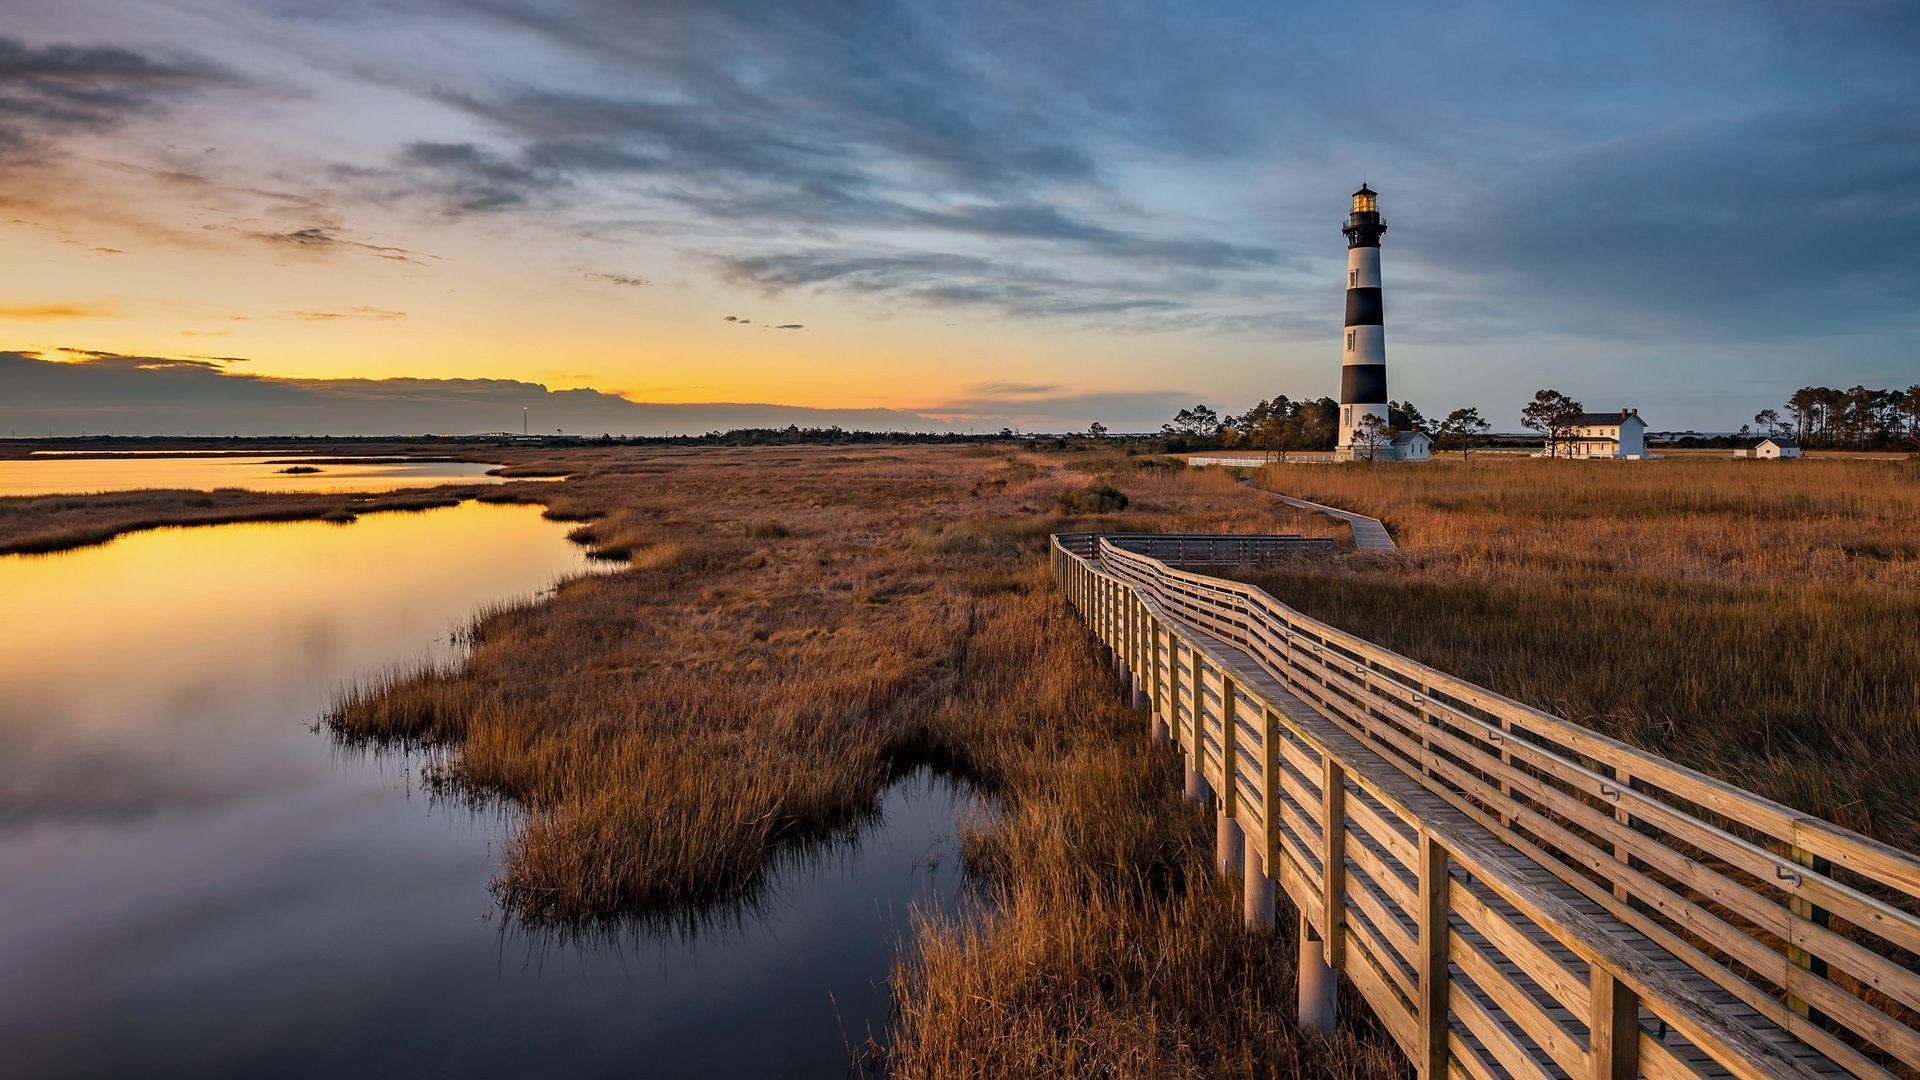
[1055,481,1129,514]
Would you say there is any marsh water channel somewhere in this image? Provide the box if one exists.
[0,501,978,1078]
[0,454,515,496]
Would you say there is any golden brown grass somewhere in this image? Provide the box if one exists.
[1246,456,1920,852]
[327,445,1388,1076]
[0,486,483,554]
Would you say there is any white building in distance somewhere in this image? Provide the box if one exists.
[1565,409,1648,459]
[1735,436,1801,459]
[1389,430,1431,460]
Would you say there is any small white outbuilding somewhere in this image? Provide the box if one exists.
[1749,436,1801,459]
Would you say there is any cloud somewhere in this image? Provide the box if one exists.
[0,37,240,163]
[919,385,1198,432]
[772,324,803,330]
[1409,100,1920,340]
[0,349,1012,435]
[48,348,225,372]
[584,271,650,287]
[289,307,407,321]
[901,202,1283,270]
[204,223,423,264]
[389,140,550,213]
[968,382,1060,399]
[0,302,116,319]
[713,248,1191,323]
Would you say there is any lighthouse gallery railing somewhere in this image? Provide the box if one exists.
[1053,533,1920,1079]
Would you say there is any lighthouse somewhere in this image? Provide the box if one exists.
[1337,183,1390,458]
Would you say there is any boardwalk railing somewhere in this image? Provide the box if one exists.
[1053,533,1920,1079]
[1053,532,1334,564]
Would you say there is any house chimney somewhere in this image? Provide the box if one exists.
[1621,408,1629,419]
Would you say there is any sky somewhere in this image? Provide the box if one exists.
[2,0,1917,436]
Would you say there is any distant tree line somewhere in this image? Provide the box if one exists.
[1147,396,1509,459]
[1151,396,1440,456]
[1757,386,1920,450]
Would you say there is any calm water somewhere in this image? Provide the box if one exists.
[0,455,518,496]
[0,503,974,1078]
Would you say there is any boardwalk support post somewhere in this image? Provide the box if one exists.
[1217,810,1244,880]
[1184,755,1212,807]
[1244,846,1275,929]
[1298,914,1338,1035]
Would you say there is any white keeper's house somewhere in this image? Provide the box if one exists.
[1388,429,1432,461]
[1566,409,1648,459]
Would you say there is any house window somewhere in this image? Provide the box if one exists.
[1344,407,1352,426]
[1349,269,1358,287]
[1346,329,1355,351]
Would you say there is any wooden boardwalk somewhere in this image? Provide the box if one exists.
[1054,534,1920,1079]
[1259,490,1398,552]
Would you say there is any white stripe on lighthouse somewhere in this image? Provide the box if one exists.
[1347,247,1381,290]
[1343,325,1386,366]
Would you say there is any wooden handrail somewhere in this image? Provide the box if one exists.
[1052,533,1920,1079]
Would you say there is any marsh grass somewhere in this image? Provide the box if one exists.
[1246,456,1920,851]
[0,486,478,554]
[324,446,1378,1075]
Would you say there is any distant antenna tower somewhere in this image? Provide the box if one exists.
[522,406,528,436]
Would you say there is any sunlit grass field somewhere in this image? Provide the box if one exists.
[1245,455,1920,854]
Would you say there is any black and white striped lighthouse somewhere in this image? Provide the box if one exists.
[1338,184,1389,456]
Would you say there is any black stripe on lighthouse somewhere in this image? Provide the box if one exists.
[1341,365,1387,404]
[1344,287,1382,326]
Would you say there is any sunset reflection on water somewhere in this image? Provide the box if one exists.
[0,455,519,496]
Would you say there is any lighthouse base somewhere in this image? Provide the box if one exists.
[1333,433,1431,462]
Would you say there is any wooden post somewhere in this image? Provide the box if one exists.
[1133,598,1150,711]
[1785,843,1832,1023]
[1159,634,1175,745]
[1262,706,1282,896]
[1220,675,1238,819]
[1322,757,1347,968]
[1588,966,1640,1080]
[1417,834,1450,1079]
[1191,649,1205,780]
[1610,767,1633,904]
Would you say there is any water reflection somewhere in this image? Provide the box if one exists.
[0,455,521,496]
[0,504,975,1077]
